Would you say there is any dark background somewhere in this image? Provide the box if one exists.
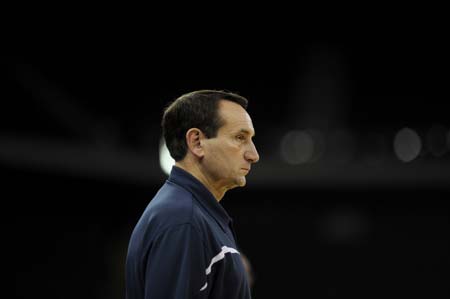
[5,29,450,298]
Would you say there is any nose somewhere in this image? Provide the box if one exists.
[245,141,260,164]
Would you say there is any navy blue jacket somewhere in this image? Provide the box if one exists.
[126,166,251,299]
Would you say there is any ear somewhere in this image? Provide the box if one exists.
[185,128,205,158]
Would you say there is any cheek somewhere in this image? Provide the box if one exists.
[205,146,228,167]
[205,141,242,165]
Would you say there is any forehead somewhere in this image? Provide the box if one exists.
[218,100,255,134]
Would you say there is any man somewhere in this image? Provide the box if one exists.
[126,90,260,299]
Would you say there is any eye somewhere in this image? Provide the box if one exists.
[236,134,245,141]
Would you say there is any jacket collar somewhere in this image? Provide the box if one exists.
[167,166,232,233]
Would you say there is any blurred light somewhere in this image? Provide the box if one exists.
[426,124,448,157]
[325,128,356,164]
[393,127,422,162]
[159,137,175,175]
[280,130,314,164]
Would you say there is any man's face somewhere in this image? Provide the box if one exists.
[201,100,260,190]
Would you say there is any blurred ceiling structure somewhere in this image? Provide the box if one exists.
[1,37,449,188]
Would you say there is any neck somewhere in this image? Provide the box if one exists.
[175,160,225,202]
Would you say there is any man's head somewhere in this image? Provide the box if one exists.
[162,90,259,192]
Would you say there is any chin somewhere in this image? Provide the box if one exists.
[237,177,247,187]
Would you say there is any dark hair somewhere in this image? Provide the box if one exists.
[162,90,248,161]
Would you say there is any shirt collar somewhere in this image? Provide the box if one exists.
[167,166,232,232]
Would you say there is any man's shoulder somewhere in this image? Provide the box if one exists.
[148,181,192,214]
[144,181,207,226]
